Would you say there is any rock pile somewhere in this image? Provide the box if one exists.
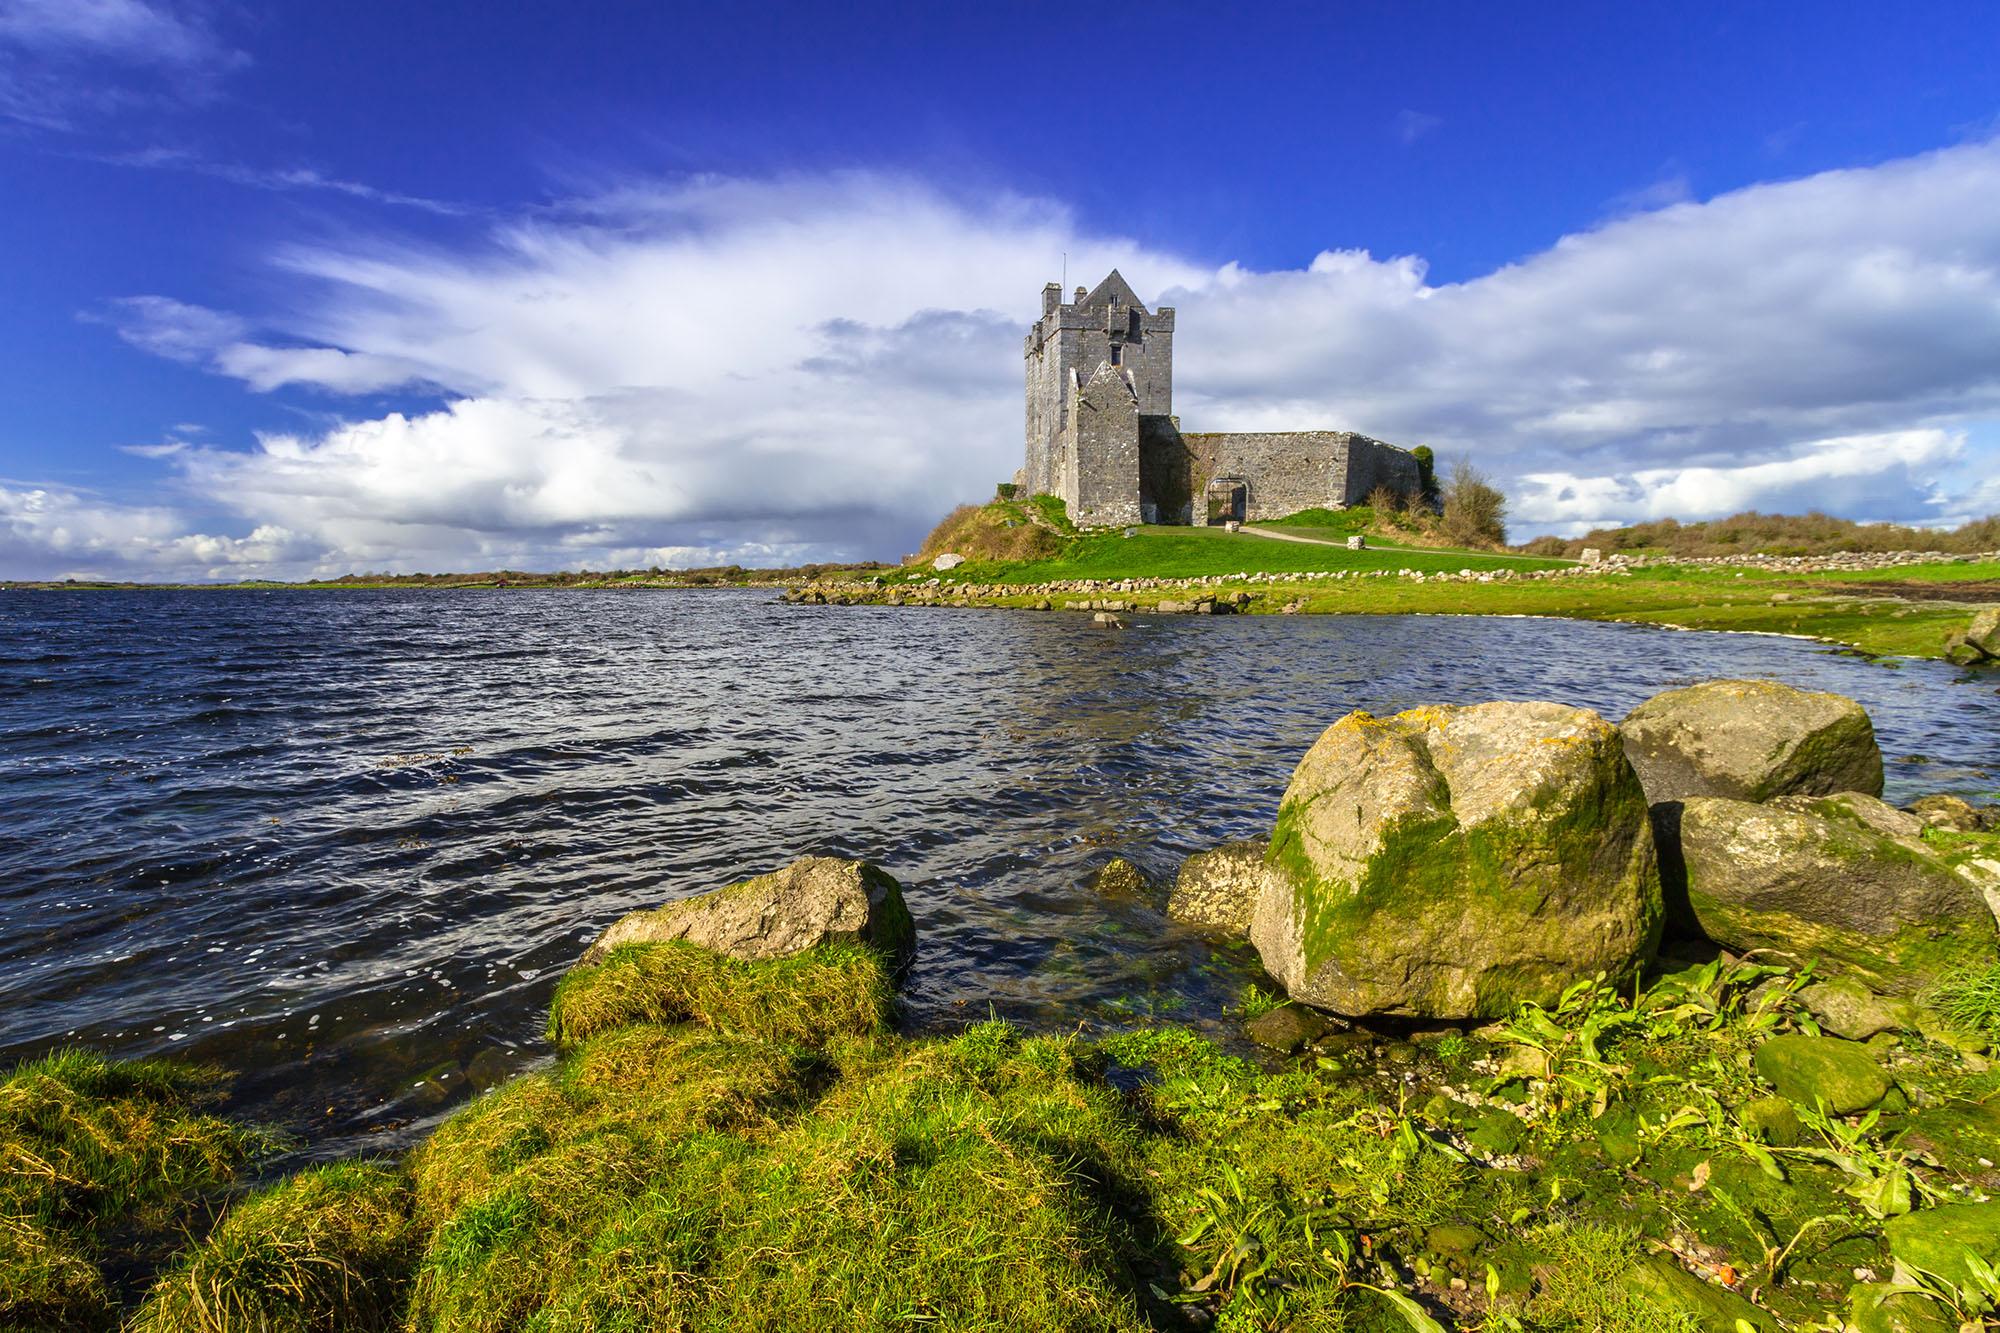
[1170,679,2000,1022]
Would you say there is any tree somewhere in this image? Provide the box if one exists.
[1410,446,1438,507]
[1440,460,1508,548]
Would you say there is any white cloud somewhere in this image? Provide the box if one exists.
[0,0,242,126]
[0,483,313,582]
[29,141,2000,578]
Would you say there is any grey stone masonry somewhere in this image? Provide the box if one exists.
[1024,272,1424,527]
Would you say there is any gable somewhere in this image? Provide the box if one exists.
[1078,269,1147,315]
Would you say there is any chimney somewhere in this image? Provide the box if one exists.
[1041,283,1061,316]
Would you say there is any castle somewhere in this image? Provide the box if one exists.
[1018,270,1422,527]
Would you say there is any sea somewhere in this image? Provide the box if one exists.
[2,588,1993,1165]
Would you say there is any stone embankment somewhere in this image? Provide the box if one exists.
[1625,549,2000,573]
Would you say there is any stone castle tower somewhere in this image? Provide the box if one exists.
[1021,271,1422,527]
[1021,271,1175,527]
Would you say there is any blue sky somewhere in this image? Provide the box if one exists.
[3,1,1999,578]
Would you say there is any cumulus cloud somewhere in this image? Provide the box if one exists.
[27,141,2000,577]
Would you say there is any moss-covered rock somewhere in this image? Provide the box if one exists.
[1753,1034,1892,1114]
[1737,1096,1803,1146]
[1847,1284,1958,1333]
[1166,839,1277,932]
[1250,702,1661,1018]
[1241,1003,1331,1053]
[1085,857,1150,899]
[1797,978,1919,1040]
[1672,797,1996,993]
[579,856,914,970]
[1884,1201,2000,1291]
[1619,679,1884,803]
[1627,1252,1780,1333]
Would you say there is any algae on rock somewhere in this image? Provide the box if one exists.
[1251,701,1662,1018]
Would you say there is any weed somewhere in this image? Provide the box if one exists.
[1236,983,1286,1020]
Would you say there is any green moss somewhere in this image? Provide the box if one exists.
[1266,725,1660,1015]
[1686,893,1992,994]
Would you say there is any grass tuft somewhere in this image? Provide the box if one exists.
[131,1162,416,1333]
[1928,958,2000,1034]
[545,940,893,1049]
[1,1048,262,1331]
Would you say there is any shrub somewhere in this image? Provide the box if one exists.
[915,503,1063,564]
[1441,459,1509,548]
[996,482,1019,500]
[1365,484,1406,515]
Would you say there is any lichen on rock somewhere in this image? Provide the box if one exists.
[1250,701,1662,1019]
[1619,678,1884,804]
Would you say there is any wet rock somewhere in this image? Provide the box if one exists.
[1906,793,1986,833]
[1628,1253,1780,1333]
[1092,611,1124,628]
[1753,1034,1891,1114]
[1085,857,1149,899]
[1243,1003,1331,1053]
[1968,608,2000,657]
[1619,679,1884,804]
[1736,1096,1803,1146]
[1672,797,1996,993]
[581,856,915,969]
[464,1048,515,1092]
[1249,701,1660,1018]
[1167,840,1279,934]
[1796,978,1917,1040]
[1884,1202,2000,1291]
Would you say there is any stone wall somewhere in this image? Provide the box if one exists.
[1066,364,1145,527]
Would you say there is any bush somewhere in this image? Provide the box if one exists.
[1440,460,1509,548]
[995,482,1019,500]
[1364,484,1406,515]
[1519,510,2000,559]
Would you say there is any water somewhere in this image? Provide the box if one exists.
[2,588,1994,1160]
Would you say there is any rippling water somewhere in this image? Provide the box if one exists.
[2,588,1994,1160]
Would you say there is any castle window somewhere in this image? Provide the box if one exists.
[1109,343,1122,365]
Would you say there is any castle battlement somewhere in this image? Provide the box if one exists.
[1018,271,1420,527]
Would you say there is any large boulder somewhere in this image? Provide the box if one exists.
[580,856,915,969]
[1249,702,1662,1019]
[1167,840,1280,932]
[1619,679,1884,803]
[1884,1202,2000,1291]
[1671,797,1996,993]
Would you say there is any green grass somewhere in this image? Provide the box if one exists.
[1928,960,2000,1035]
[131,1163,417,1333]
[19,939,2000,1330]
[0,1049,265,1331]
[962,524,1564,583]
[546,940,895,1048]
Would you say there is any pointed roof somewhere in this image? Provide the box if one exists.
[1078,269,1147,314]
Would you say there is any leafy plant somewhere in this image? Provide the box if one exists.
[1234,984,1285,1021]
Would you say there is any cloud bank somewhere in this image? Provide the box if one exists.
[21,141,2000,579]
